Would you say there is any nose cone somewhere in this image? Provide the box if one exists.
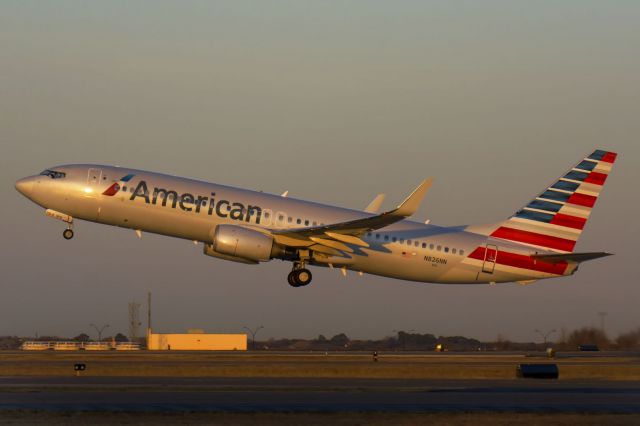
[15,176,35,197]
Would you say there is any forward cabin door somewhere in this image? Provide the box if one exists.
[82,167,103,220]
[482,244,498,274]
[86,168,103,195]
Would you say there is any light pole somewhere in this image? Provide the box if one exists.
[598,312,607,334]
[534,329,557,346]
[90,323,110,342]
[243,325,264,350]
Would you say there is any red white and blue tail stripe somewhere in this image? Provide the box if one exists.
[490,149,617,253]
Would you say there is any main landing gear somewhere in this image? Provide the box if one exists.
[62,228,74,240]
[288,262,312,287]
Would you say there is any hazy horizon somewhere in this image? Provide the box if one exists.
[1,1,638,342]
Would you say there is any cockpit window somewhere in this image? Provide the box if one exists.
[40,170,66,179]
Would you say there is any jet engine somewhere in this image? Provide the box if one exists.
[210,224,275,263]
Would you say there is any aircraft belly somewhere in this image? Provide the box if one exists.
[96,197,218,242]
[350,249,476,284]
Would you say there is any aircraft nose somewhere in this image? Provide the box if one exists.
[15,176,35,197]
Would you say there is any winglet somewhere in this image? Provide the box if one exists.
[364,194,386,213]
[393,178,433,217]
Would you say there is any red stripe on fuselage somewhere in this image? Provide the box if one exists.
[550,213,587,230]
[491,227,576,252]
[468,247,569,275]
[102,183,120,196]
[584,172,607,186]
[566,192,597,208]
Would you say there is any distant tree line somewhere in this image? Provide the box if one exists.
[256,327,640,352]
[1,327,639,351]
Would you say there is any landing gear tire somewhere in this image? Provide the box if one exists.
[62,229,74,240]
[287,271,299,287]
[295,269,312,286]
[287,268,313,287]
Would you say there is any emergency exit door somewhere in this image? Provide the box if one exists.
[482,244,498,274]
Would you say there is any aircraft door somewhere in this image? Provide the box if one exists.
[79,168,103,220]
[87,168,103,186]
[482,244,498,274]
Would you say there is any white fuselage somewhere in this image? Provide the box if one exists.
[16,164,578,285]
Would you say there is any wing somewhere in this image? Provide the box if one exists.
[271,178,432,251]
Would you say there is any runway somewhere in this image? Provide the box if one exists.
[1,376,639,413]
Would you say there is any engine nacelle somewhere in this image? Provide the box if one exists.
[212,225,274,263]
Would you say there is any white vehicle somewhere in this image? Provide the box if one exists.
[16,150,617,287]
[83,342,112,351]
[21,341,51,351]
[53,342,81,351]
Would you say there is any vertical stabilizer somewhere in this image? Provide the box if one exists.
[490,149,617,253]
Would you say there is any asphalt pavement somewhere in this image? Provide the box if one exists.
[1,376,638,413]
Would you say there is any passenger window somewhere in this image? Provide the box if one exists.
[452,248,457,254]
[415,241,419,247]
[288,217,292,223]
[265,212,270,218]
[422,242,426,248]
[400,239,404,244]
[384,235,389,241]
[429,244,434,250]
[444,247,449,253]
[437,245,442,251]
[392,237,397,242]
[376,234,380,239]
[407,239,411,245]
[305,220,309,226]
[312,221,317,226]
[460,250,465,256]
[297,218,301,224]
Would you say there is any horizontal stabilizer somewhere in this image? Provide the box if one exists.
[531,252,612,264]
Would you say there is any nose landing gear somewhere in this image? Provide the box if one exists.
[45,209,74,240]
[62,227,74,240]
[288,262,312,287]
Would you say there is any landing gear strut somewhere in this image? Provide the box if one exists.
[45,210,75,240]
[288,262,312,287]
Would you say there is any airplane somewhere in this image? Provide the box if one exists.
[15,149,617,287]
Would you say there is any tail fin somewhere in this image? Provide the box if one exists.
[490,149,617,253]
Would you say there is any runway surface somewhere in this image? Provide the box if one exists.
[1,376,639,413]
